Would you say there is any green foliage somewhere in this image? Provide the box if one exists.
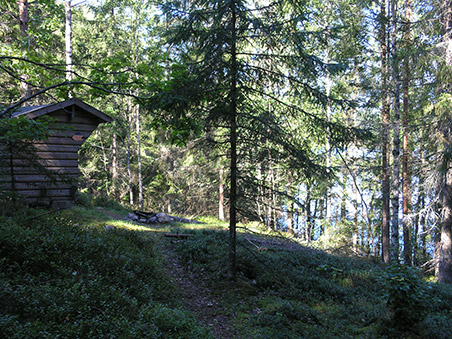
[0,116,53,144]
[379,264,430,333]
[167,221,452,338]
[0,207,211,338]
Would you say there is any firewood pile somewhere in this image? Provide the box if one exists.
[125,211,202,224]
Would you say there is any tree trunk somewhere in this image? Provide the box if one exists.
[228,1,238,281]
[305,187,311,242]
[437,170,452,283]
[380,0,391,264]
[111,119,118,197]
[287,207,294,235]
[65,0,73,98]
[402,0,412,265]
[436,0,452,283]
[390,0,401,262]
[340,180,347,222]
[325,41,332,242]
[127,103,134,207]
[352,169,359,250]
[219,167,225,221]
[267,148,276,231]
[19,0,31,103]
[419,148,427,262]
[136,104,143,210]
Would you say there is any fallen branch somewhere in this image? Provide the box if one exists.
[164,233,192,239]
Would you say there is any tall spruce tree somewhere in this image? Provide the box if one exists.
[153,0,357,279]
[434,0,452,283]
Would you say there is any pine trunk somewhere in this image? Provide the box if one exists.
[390,0,401,262]
[402,0,412,265]
[381,0,391,263]
[436,0,452,283]
[437,168,452,283]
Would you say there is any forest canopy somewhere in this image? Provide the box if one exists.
[1,0,452,283]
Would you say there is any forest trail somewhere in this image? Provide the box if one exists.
[156,236,236,339]
[99,208,235,337]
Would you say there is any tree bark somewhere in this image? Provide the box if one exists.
[436,0,452,283]
[437,171,452,283]
[305,186,312,242]
[228,0,238,281]
[19,0,31,103]
[127,103,134,207]
[390,0,401,263]
[380,0,391,263]
[136,104,143,210]
[65,0,73,98]
[402,0,412,265]
[219,167,225,221]
[325,39,332,242]
[287,199,295,235]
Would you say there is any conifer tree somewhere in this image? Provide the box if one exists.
[153,0,357,279]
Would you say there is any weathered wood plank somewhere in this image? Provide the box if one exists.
[17,189,72,197]
[12,159,79,167]
[33,144,80,152]
[5,166,80,174]
[52,123,98,132]
[35,152,79,160]
[0,174,78,182]
[50,113,103,125]
[49,130,93,139]
[3,182,75,190]
[34,137,84,145]
[9,151,79,161]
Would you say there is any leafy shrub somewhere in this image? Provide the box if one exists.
[74,190,94,207]
[93,194,126,210]
[380,264,430,333]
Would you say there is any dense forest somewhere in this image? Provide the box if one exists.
[1,0,452,284]
[2,0,452,337]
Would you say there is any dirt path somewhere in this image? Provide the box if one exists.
[157,236,236,339]
[98,208,236,337]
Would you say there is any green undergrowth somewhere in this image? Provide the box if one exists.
[2,199,452,338]
[169,224,452,338]
[0,205,212,338]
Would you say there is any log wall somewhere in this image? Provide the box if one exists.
[0,105,106,208]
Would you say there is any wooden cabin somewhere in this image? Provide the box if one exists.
[0,98,113,208]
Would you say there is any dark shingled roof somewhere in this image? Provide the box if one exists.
[11,105,48,118]
[10,98,113,123]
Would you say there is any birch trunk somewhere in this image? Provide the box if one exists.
[136,104,143,210]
